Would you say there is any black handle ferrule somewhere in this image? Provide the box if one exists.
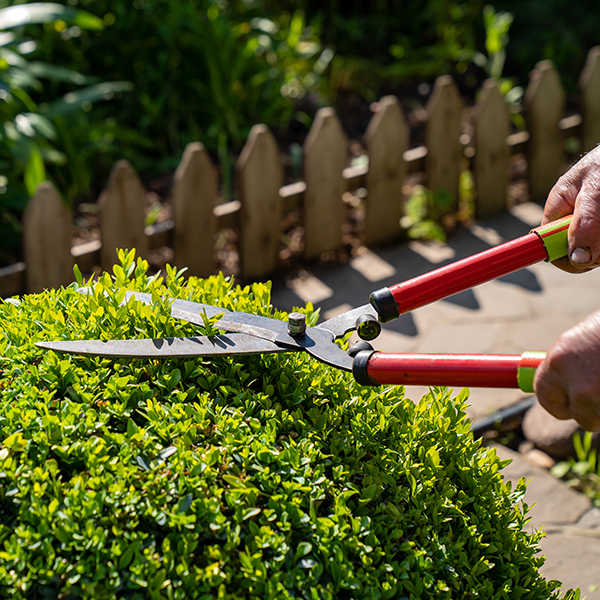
[347,340,375,358]
[352,350,378,386]
[369,287,399,323]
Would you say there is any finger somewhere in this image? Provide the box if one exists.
[568,178,600,268]
[565,372,600,431]
[534,358,572,420]
[548,256,594,274]
[569,399,600,432]
[543,178,582,271]
[542,177,577,225]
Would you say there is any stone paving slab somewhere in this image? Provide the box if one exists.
[494,444,592,527]
[495,445,600,598]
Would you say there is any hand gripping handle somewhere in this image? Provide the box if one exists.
[370,215,572,323]
[352,351,547,392]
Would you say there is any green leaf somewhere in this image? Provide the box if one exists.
[295,541,312,562]
[573,432,585,462]
[118,541,141,570]
[136,455,150,471]
[42,81,134,119]
[242,507,261,520]
[157,446,177,462]
[0,31,14,47]
[73,264,83,286]
[17,113,56,141]
[0,3,104,31]
[550,461,571,479]
[360,484,377,504]
[24,146,45,196]
[127,418,139,437]
[427,447,440,468]
[4,431,26,451]
[27,62,89,86]
[177,493,193,513]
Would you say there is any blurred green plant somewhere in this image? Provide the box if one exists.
[400,185,454,242]
[269,0,600,98]
[472,5,524,126]
[32,1,333,182]
[551,432,600,507]
[458,168,476,220]
[0,1,131,262]
[474,5,513,81]
[400,171,476,243]
[490,0,600,92]
[275,0,487,101]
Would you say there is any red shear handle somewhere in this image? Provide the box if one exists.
[352,351,547,392]
[370,215,572,322]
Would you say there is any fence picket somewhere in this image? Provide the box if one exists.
[473,79,510,216]
[303,107,347,260]
[580,46,600,153]
[236,124,283,280]
[425,75,463,212]
[172,142,217,277]
[525,60,565,201]
[23,182,73,293]
[98,160,149,268]
[364,95,408,245]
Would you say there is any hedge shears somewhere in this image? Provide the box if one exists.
[37,216,572,392]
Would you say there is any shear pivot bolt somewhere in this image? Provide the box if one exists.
[288,312,306,337]
[356,314,381,341]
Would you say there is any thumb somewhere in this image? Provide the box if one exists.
[568,180,600,269]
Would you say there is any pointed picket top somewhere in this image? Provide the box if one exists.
[303,107,347,260]
[525,60,565,200]
[473,79,511,216]
[236,124,283,280]
[98,160,148,268]
[425,75,463,213]
[23,181,73,293]
[172,142,217,278]
[364,95,409,245]
[580,46,600,152]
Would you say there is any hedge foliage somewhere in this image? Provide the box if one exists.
[0,251,578,599]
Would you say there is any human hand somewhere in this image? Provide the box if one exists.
[543,145,600,273]
[534,309,600,431]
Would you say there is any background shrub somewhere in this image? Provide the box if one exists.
[6,0,599,210]
[0,251,577,598]
[29,0,332,170]
[0,1,131,261]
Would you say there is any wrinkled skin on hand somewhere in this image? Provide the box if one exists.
[534,309,600,432]
[537,148,600,430]
[543,145,600,272]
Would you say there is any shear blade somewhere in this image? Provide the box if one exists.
[36,334,289,359]
[317,303,378,338]
[70,287,357,371]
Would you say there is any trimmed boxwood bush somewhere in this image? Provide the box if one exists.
[0,251,578,599]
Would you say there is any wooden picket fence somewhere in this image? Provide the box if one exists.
[2,49,600,297]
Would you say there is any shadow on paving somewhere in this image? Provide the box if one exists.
[271,210,544,338]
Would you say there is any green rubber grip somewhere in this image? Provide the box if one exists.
[517,351,547,393]
[531,215,572,262]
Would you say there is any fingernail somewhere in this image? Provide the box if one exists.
[570,247,593,265]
